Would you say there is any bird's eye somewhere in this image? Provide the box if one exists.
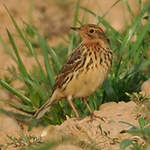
[89,29,94,33]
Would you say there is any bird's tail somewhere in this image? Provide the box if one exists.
[34,96,55,119]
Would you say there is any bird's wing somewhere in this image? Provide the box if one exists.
[53,44,86,92]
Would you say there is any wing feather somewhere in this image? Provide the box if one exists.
[53,44,86,91]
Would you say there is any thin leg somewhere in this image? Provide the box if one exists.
[83,98,105,121]
[67,96,79,118]
[83,99,92,113]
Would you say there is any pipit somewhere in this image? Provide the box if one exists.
[34,24,112,119]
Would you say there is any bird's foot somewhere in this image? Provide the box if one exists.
[89,112,105,122]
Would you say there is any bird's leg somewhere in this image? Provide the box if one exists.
[83,98,95,119]
[67,96,79,118]
[83,98,105,121]
[83,99,92,113]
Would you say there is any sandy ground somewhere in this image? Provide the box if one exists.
[0,0,148,149]
[0,100,139,150]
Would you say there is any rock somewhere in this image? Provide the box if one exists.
[141,79,150,96]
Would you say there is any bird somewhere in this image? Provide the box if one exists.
[34,24,112,119]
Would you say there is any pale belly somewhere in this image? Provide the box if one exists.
[64,66,109,98]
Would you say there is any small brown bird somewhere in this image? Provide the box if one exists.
[34,24,112,119]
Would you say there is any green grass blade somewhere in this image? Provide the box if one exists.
[0,99,34,113]
[38,35,55,87]
[0,35,17,62]
[24,80,49,107]
[24,22,62,73]
[138,0,142,11]
[79,6,120,38]
[102,0,122,18]
[47,47,62,72]
[131,16,150,57]
[4,6,41,70]
[0,79,31,103]
[68,35,75,55]
[28,0,35,24]
[0,108,31,121]
[4,5,29,47]
[28,41,46,78]
[68,0,81,55]
[73,0,81,26]
[120,139,132,150]
[7,29,31,80]
[122,0,135,17]
[115,0,150,76]
[119,121,137,128]
[120,1,150,52]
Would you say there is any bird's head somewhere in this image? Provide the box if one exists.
[71,24,106,41]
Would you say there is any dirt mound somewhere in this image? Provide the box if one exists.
[42,101,137,150]
[0,101,138,150]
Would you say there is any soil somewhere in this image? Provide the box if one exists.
[42,101,138,150]
[0,0,148,150]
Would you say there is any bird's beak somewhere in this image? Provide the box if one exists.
[70,27,81,31]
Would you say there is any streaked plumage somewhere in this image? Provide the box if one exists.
[34,24,112,119]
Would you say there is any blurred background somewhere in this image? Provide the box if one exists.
[0,0,146,77]
[0,0,144,40]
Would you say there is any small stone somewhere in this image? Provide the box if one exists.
[141,79,150,96]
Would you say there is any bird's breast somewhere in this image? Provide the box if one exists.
[63,49,112,98]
